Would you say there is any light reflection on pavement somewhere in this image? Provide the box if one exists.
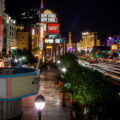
[22,68,71,120]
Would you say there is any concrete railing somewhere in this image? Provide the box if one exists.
[0,68,40,101]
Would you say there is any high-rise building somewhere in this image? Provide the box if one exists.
[107,37,114,46]
[15,9,41,52]
[107,35,120,57]
[32,9,65,62]
[82,32,97,49]
[5,13,16,54]
[0,0,16,55]
[16,32,29,51]
[0,0,5,53]
[78,32,100,52]
[17,9,40,31]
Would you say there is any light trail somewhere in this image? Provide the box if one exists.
[78,60,120,80]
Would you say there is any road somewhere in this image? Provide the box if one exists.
[22,67,71,120]
[78,60,120,81]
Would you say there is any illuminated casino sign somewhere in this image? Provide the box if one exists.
[48,34,58,39]
[46,46,52,49]
[47,23,59,34]
[45,39,63,44]
[55,39,63,43]
[111,44,118,51]
[45,39,53,43]
[39,23,45,50]
[41,9,58,23]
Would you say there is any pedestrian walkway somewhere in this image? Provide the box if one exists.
[22,67,71,120]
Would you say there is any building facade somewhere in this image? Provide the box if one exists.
[0,0,5,54]
[32,9,65,62]
[0,0,16,55]
[77,32,100,52]
[32,24,41,50]
[16,32,29,50]
[5,13,16,54]
[107,36,120,57]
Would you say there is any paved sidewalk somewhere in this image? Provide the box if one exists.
[22,68,71,120]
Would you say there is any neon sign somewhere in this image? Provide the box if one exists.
[41,10,58,23]
[39,23,44,50]
[47,23,59,34]
[45,39,53,43]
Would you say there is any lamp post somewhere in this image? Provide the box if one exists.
[61,67,67,107]
[35,95,45,120]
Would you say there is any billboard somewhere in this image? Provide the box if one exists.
[39,23,44,50]
[48,34,58,39]
[41,10,58,23]
[46,46,52,49]
[47,23,59,34]
[45,39,53,43]
[111,44,118,51]
[55,39,63,43]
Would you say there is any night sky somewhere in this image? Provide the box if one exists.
[5,0,120,44]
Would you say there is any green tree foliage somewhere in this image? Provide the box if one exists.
[58,53,114,106]
[59,53,78,69]
[12,48,38,65]
[70,67,113,105]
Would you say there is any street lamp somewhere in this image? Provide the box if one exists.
[61,67,67,107]
[19,58,22,62]
[57,60,61,64]
[35,95,45,120]
[22,56,25,60]
[62,67,67,73]
[15,59,18,63]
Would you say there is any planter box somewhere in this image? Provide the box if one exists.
[60,92,72,107]
[60,93,72,100]
[58,81,64,87]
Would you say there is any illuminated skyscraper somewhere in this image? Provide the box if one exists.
[81,32,99,50]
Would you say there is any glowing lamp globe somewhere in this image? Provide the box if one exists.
[57,60,61,64]
[35,95,45,111]
[19,58,22,61]
[62,67,67,73]
[15,59,18,63]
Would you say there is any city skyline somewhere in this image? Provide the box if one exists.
[5,0,120,44]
